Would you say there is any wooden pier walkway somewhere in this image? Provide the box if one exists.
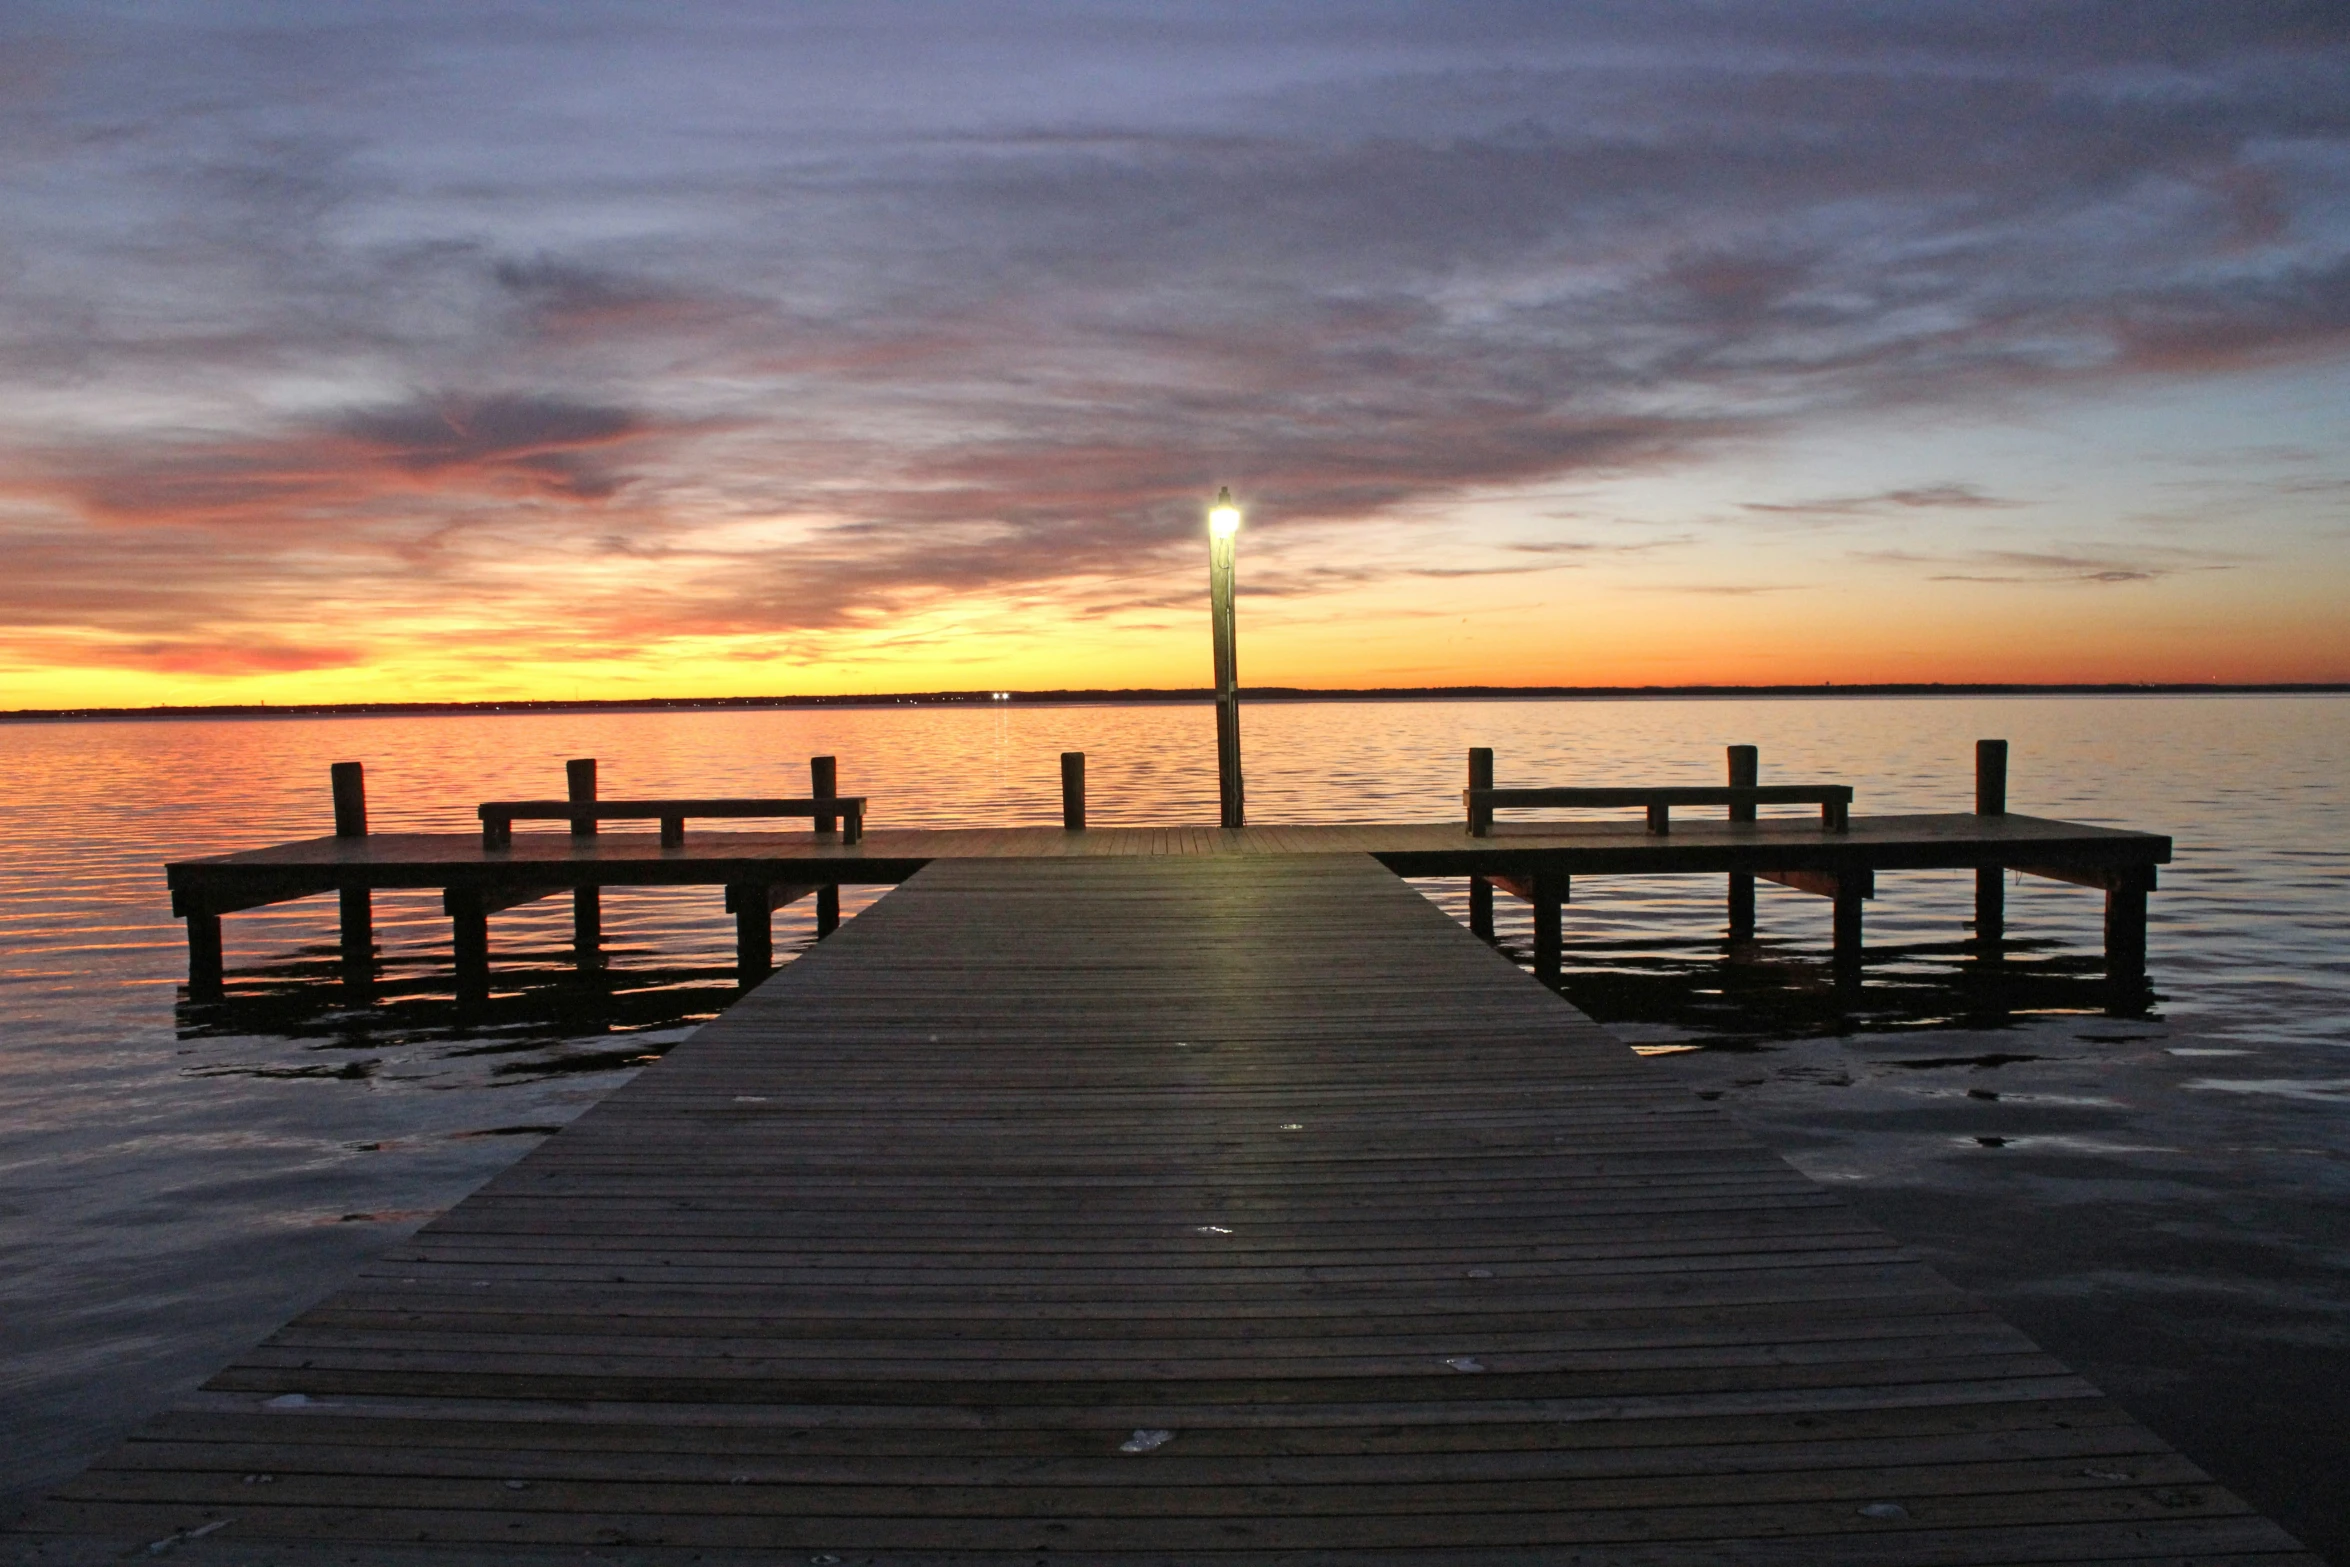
[12,854,2306,1564]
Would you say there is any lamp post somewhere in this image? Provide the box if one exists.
[1208,487,1244,828]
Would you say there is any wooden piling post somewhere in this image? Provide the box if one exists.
[813,755,841,936]
[1832,884,1865,984]
[1061,752,1086,830]
[446,886,490,1002]
[1467,748,1493,836]
[330,763,373,986]
[1975,739,2008,948]
[331,762,368,837]
[565,760,602,965]
[1468,748,1496,932]
[185,905,223,1000]
[2107,884,2149,985]
[812,756,838,836]
[733,882,773,984]
[1532,862,1565,984]
[1726,745,1757,944]
[566,759,598,835]
[339,887,374,988]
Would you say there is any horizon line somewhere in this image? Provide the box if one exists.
[7,681,2347,725]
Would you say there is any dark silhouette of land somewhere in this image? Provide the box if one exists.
[7,681,2345,724]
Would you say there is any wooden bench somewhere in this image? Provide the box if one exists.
[479,796,866,848]
[1465,784,1851,837]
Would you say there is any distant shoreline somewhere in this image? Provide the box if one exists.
[5,682,2345,724]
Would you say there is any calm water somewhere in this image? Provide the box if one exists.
[3,697,2347,1551]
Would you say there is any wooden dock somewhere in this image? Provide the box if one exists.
[167,811,2168,996]
[13,853,2307,1564]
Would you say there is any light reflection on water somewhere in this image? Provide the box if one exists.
[2,695,2347,1548]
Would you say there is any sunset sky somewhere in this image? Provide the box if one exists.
[3,2,2347,708]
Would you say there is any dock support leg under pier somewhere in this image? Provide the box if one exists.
[1532,867,1566,984]
[1468,876,1493,941]
[1832,889,1864,985]
[338,886,373,995]
[573,887,603,970]
[812,754,841,942]
[1727,874,1756,945]
[446,889,489,1003]
[1974,738,2009,955]
[1974,867,2005,951]
[186,910,223,1000]
[1727,744,1757,948]
[2106,884,2148,987]
[733,883,773,985]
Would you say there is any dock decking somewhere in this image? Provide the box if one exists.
[14,852,2305,1564]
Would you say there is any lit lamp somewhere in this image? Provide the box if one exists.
[1208,487,1244,828]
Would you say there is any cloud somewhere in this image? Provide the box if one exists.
[0,2,2344,670]
[1743,484,2022,519]
[24,393,667,532]
[1856,545,2237,584]
[98,637,367,676]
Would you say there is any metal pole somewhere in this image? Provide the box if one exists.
[1209,488,1244,828]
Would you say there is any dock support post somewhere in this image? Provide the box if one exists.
[567,760,602,967]
[331,762,373,991]
[186,907,223,1000]
[1061,751,1086,830]
[339,888,373,991]
[1832,887,1864,985]
[733,882,774,985]
[1726,745,1757,945]
[331,761,368,837]
[812,755,841,937]
[446,887,490,1003]
[572,886,603,968]
[1975,739,2007,950]
[1467,748,1497,939]
[2106,884,2148,986]
[812,756,838,835]
[1532,863,1565,984]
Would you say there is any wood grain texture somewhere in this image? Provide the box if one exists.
[14,854,2305,1565]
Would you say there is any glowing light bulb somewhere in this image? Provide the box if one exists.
[1208,486,1241,538]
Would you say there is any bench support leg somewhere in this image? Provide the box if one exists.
[1974,866,2005,950]
[817,885,840,939]
[2106,885,2148,987]
[573,886,603,970]
[1468,876,1494,941]
[186,911,223,1001]
[1727,872,1755,945]
[734,883,773,986]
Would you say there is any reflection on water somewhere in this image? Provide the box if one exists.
[1412,870,2146,1052]
[3,695,2348,1551]
[176,942,736,1083]
[176,878,2146,1070]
